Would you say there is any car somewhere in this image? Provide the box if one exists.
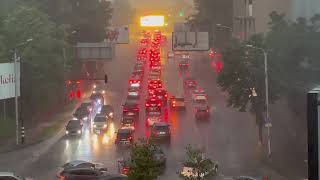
[150,68,161,76]
[121,113,136,131]
[73,106,90,121]
[123,99,139,117]
[56,160,105,178]
[132,69,144,78]
[92,115,109,134]
[179,59,189,69]
[60,168,126,180]
[134,63,144,72]
[183,77,197,89]
[140,39,148,46]
[80,101,94,113]
[148,74,161,81]
[92,83,106,95]
[169,96,186,110]
[128,84,140,93]
[115,128,134,146]
[117,158,132,176]
[192,88,207,99]
[150,64,161,71]
[90,93,104,105]
[146,111,162,126]
[167,51,174,58]
[194,95,208,105]
[129,74,142,85]
[127,90,140,100]
[150,122,171,140]
[0,172,32,180]
[98,105,114,119]
[195,105,210,120]
[145,98,162,113]
[150,89,168,105]
[148,80,163,92]
[65,120,83,136]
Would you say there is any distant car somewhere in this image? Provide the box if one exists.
[195,105,210,120]
[0,172,32,180]
[73,106,90,121]
[92,84,106,95]
[65,120,83,136]
[183,77,197,89]
[92,115,109,134]
[127,90,140,100]
[170,96,186,110]
[90,93,104,105]
[192,89,207,100]
[150,68,161,76]
[115,128,134,146]
[128,80,141,90]
[146,111,162,126]
[145,98,162,113]
[121,113,136,131]
[179,59,189,69]
[148,80,163,93]
[152,146,166,167]
[150,89,168,105]
[80,101,94,113]
[56,160,105,178]
[99,105,114,119]
[123,99,139,117]
[150,122,171,140]
[129,74,142,85]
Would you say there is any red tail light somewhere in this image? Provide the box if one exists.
[146,103,150,107]
[60,176,66,180]
[123,108,129,112]
[157,103,161,107]
[128,136,133,141]
[122,167,129,175]
[76,80,81,84]
[164,94,168,98]
[67,80,72,85]
[206,109,209,112]
[133,107,139,111]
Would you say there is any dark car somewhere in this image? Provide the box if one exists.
[99,105,114,119]
[179,59,189,69]
[183,77,197,89]
[73,106,90,121]
[80,101,94,113]
[123,99,139,117]
[145,98,162,113]
[65,120,83,136]
[56,160,105,178]
[60,168,127,180]
[90,93,104,105]
[150,122,171,140]
[121,113,136,131]
[152,146,166,167]
[115,128,134,146]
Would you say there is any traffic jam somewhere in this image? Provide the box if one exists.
[59,30,212,179]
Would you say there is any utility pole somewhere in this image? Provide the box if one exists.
[14,48,19,145]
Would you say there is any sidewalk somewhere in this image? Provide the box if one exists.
[0,101,79,172]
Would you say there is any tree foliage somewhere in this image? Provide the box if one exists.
[128,139,163,180]
[180,145,218,180]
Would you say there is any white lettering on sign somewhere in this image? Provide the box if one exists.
[0,63,20,100]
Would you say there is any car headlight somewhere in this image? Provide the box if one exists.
[77,130,81,134]
[93,90,96,94]
[93,85,96,88]
[102,90,106,94]
[97,99,101,104]
[93,124,97,128]
[65,130,69,134]
[83,117,88,120]
[72,117,78,120]
[103,124,107,128]
[109,112,113,117]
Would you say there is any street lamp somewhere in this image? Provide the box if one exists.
[246,44,271,157]
[14,38,33,145]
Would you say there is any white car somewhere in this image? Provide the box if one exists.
[193,94,208,103]
[192,89,207,99]
[56,160,104,178]
[146,111,162,126]
[0,172,32,180]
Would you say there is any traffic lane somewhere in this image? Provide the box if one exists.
[188,54,264,175]
[18,41,139,179]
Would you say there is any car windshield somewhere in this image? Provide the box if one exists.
[94,117,106,122]
[67,120,81,128]
[117,132,130,139]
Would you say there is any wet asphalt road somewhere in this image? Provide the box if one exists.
[10,34,278,179]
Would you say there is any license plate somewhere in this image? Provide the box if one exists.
[159,132,166,135]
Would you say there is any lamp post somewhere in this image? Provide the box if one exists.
[14,38,33,145]
[246,44,271,157]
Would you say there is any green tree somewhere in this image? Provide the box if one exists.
[180,145,218,180]
[217,34,280,143]
[128,139,163,180]
[1,4,68,118]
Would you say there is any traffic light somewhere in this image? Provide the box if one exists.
[104,74,108,84]
[76,89,81,99]
[179,10,184,17]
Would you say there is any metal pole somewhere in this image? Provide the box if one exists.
[14,49,19,145]
[264,51,271,157]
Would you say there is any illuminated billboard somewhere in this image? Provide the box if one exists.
[140,16,164,27]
